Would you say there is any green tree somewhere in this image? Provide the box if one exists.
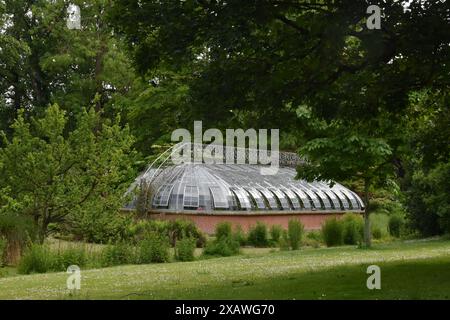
[296,107,406,247]
[402,90,450,236]
[0,0,138,133]
[109,0,449,128]
[0,104,136,243]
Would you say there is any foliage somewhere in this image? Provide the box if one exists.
[215,222,233,240]
[288,219,304,250]
[341,213,364,245]
[406,161,450,236]
[166,220,206,247]
[279,230,290,251]
[203,223,240,257]
[135,180,155,218]
[247,222,269,248]
[370,214,390,240]
[175,237,196,262]
[304,231,323,248]
[138,233,170,264]
[269,225,283,245]
[0,104,136,243]
[18,243,99,273]
[203,237,240,257]
[0,237,6,267]
[65,212,133,244]
[128,219,205,248]
[110,1,449,130]
[322,218,344,247]
[53,246,88,271]
[101,242,136,267]
[388,215,404,238]
[0,211,35,264]
[17,244,55,274]
[233,225,247,246]
[306,230,323,242]
[0,0,139,132]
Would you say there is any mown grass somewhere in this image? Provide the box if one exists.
[0,239,449,300]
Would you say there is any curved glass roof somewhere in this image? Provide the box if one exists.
[127,163,364,213]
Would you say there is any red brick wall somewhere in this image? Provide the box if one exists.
[146,212,349,234]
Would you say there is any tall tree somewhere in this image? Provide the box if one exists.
[109,0,449,124]
[0,0,137,133]
[0,104,136,242]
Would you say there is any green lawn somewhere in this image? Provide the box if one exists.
[1,239,449,300]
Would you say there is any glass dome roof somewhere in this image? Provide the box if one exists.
[127,163,365,213]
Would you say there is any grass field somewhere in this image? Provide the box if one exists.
[0,239,449,300]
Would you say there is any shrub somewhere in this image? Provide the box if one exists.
[279,230,290,251]
[215,222,233,240]
[342,213,364,245]
[203,222,240,257]
[372,227,382,239]
[288,219,304,250]
[18,244,55,274]
[322,218,344,247]
[53,246,87,271]
[130,219,206,247]
[370,213,389,239]
[67,210,133,244]
[203,237,240,257]
[306,230,323,242]
[233,225,247,246]
[167,219,206,247]
[0,237,7,267]
[175,237,196,262]
[304,231,323,248]
[270,225,283,245]
[139,233,170,263]
[406,161,450,236]
[247,222,269,247]
[101,242,136,267]
[0,213,36,265]
[388,214,404,238]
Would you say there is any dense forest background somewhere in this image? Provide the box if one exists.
[0,0,448,247]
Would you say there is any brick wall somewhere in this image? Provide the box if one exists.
[146,212,350,234]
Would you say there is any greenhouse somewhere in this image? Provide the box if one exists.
[125,152,364,233]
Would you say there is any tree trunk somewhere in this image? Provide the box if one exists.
[363,179,371,248]
[34,214,47,244]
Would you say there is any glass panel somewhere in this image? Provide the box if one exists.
[333,184,359,209]
[314,182,350,210]
[349,190,365,209]
[209,186,229,209]
[330,189,350,209]
[183,185,199,208]
[153,184,174,207]
[295,184,322,209]
[255,187,278,209]
[301,182,332,209]
[280,187,301,210]
[314,182,342,210]
[231,187,251,209]
[269,187,291,210]
[288,184,312,209]
[245,187,266,209]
